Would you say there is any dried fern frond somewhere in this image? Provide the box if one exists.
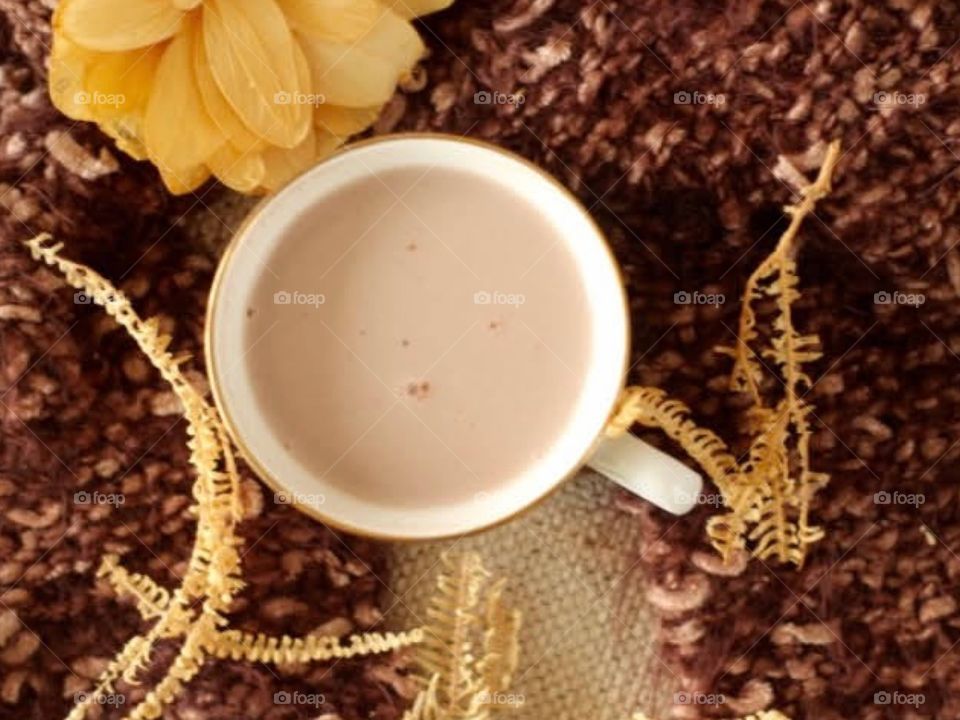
[606,386,754,562]
[605,141,841,567]
[606,386,740,495]
[720,141,838,401]
[209,628,424,664]
[97,555,171,620]
[405,552,522,720]
[477,580,521,695]
[25,235,423,720]
[416,552,488,714]
[716,141,839,566]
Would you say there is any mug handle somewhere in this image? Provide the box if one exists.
[586,432,703,515]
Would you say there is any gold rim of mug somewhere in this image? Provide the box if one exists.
[204,131,632,542]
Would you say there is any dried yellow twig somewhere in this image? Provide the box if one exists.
[97,555,171,620]
[404,552,522,720]
[606,141,841,567]
[24,235,423,720]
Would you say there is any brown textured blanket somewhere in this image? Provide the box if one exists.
[397,1,960,718]
[0,4,410,719]
[3,0,960,719]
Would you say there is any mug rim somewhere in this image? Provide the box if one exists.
[204,132,631,541]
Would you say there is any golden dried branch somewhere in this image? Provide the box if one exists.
[97,555,171,620]
[209,628,424,664]
[404,552,522,720]
[606,386,740,496]
[605,141,841,567]
[24,235,423,720]
[725,141,840,400]
[717,141,839,566]
[477,580,521,695]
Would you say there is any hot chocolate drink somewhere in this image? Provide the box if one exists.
[244,164,594,509]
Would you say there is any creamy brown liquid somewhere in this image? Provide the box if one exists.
[244,165,592,508]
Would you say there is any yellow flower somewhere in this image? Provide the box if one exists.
[49,0,452,194]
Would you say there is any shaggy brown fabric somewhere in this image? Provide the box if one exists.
[395,1,960,719]
[0,3,408,719]
[4,0,960,719]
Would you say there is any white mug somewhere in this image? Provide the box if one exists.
[206,134,702,540]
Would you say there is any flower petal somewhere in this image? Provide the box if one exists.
[296,0,425,108]
[295,2,423,108]
[259,126,343,192]
[49,30,163,161]
[144,18,222,194]
[356,6,424,67]
[278,0,390,43]
[259,124,315,193]
[314,105,381,140]
[208,144,267,193]
[86,45,164,161]
[194,28,263,153]
[58,0,185,52]
[298,36,394,107]
[84,45,164,121]
[392,0,455,19]
[48,33,99,122]
[203,0,310,149]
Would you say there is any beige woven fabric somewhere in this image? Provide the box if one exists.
[386,470,672,719]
